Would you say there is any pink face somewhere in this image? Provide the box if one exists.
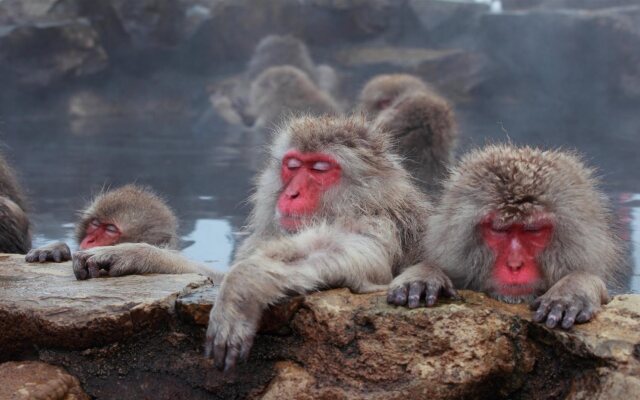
[80,219,122,249]
[481,213,553,298]
[277,150,342,231]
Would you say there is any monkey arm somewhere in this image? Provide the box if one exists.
[26,241,71,263]
[205,221,397,371]
[530,271,609,329]
[387,263,458,308]
[72,243,223,282]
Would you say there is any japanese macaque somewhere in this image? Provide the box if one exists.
[390,144,625,330]
[246,34,338,96]
[358,74,430,117]
[0,153,31,254]
[70,115,455,371]
[248,66,341,129]
[25,184,178,263]
[373,90,457,191]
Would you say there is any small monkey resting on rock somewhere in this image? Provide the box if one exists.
[26,184,178,263]
[389,144,625,330]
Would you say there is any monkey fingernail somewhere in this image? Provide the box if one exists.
[545,316,558,328]
[407,296,420,308]
[426,295,437,306]
[561,318,575,329]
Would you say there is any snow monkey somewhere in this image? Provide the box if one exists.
[26,184,178,263]
[373,89,457,191]
[248,65,341,129]
[246,34,338,95]
[70,115,455,371]
[0,152,31,254]
[358,73,430,117]
[389,144,625,330]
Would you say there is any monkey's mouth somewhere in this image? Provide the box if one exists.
[490,281,542,300]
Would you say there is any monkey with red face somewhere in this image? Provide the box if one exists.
[26,184,178,263]
[389,144,625,329]
[70,115,455,371]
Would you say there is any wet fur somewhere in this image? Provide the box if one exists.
[0,152,30,253]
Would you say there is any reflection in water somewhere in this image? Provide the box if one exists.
[181,218,234,271]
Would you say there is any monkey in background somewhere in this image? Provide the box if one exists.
[358,74,430,118]
[360,73,458,191]
[26,184,178,263]
[71,115,456,371]
[248,66,341,129]
[246,34,338,96]
[210,35,340,128]
[373,89,457,192]
[389,144,625,330]
[0,152,31,254]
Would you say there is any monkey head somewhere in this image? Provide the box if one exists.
[246,34,316,81]
[359,74,429,117]
[76,184,178,249]
[426,144,621,304]
[250,115,403,234]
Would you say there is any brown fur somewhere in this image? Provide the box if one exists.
[248,66,341,128]
[27,184,178,263]
[75,184,179,249]
[358,74,430,117]
[424,144,625,327]
[373,90,458,192]
[0,151,31,254]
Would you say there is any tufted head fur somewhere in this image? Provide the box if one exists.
[426,144,625,301]
[75,184,179,249]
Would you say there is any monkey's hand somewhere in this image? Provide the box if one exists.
[387,263,458,308]
[530,272,609,330]
[26,242,72,263]
[72,243,165,279]
[204,264,262,372]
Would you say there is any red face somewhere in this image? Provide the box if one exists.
[80,219,122,249]
[277,150,341,231]
[481,213,553,298]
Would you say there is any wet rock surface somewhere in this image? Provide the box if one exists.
[0,361,89,400]
[1,255,638,399]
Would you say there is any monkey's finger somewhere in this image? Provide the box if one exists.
[576,307,595,324]
[408,282,425,308]
[52,249,62,263]
[38,252,48,263]
[86,259,102,279]
[561,305,581,330]
[443,285,459,299]
[391,285,409,306]
[61,247,72,261]
[240,335,255,362]
[72,254,90,280]
[25,251,36,262]
[213,335,228,371]
[545,303,565,328]
[533,300,551,322]
[425,283,440,307]
[224,344,241,373]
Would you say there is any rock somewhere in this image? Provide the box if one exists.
[0,19,108,87]
[0,361,89,400]
[0,254,209,357]
[479,6,640,102]
[408,0,491,47]
[1,254,638,399]
[334,46,492,98]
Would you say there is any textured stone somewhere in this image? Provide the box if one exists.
[0,361,89,400]
[0,254,209,356]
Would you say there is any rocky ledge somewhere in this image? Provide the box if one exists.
[0,254,638,399]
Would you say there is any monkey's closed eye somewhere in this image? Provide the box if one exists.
[286,158,302,169]
[105,224,119,234]
[90,219,101,227]
[312,161,332,171]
